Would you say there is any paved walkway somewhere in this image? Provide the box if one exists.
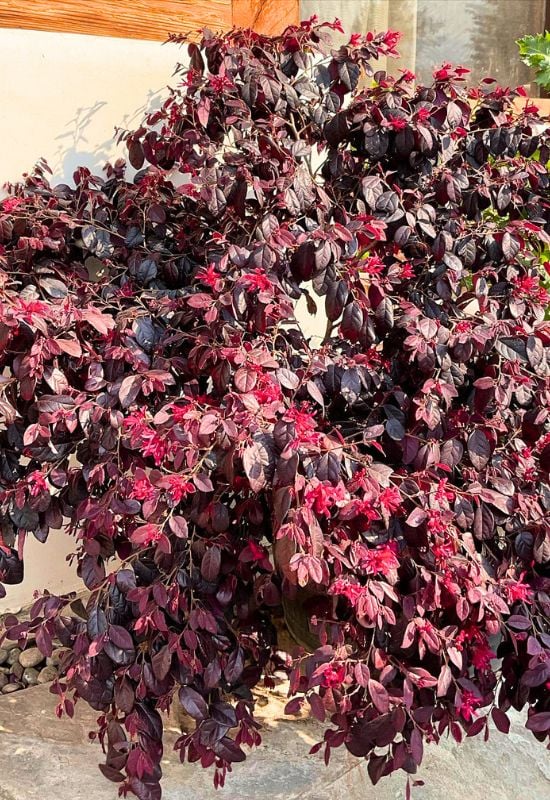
[0,685,548,799]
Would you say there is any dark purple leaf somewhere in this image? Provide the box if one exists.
[201,547,221,582]
[467,430,491,470]
[179,687,209,721]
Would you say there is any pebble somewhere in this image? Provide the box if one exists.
[37,665,58,684]
[6,648,21,665]
[0,629,63,695]
[46,648,68,668]
[3,640,21,651]
[18,647,44,669]
[11,662,24,681]
[1,682,22,694]
[22,667,40,686]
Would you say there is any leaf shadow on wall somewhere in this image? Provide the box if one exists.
[51,88,166,186]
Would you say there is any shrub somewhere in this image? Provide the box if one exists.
[518,31,550,91]
[0,17,549,800]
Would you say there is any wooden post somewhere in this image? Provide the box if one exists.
[232,0,300,35]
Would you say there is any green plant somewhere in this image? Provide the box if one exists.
[517,31,550,90]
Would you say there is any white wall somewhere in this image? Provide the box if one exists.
[1,532,80,613]
[0,28,182,187]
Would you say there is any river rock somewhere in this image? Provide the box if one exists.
[0,648,8,665]
[6,648,21,665]
[46,648,68,668]
[1,682,22,694]
[37,666,58,684]
[11,662,24,681]
[3,640,22,651]
[19,647,44,669]
[23,668,40,686]
[0,673,7,690]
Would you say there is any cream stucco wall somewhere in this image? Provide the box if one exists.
[0,28,182,187]
[0,532,80,613]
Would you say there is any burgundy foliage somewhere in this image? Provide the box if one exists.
[0,17,549,799]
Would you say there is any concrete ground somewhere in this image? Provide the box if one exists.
[0,685,548,800]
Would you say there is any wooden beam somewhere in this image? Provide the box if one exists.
[0,0,299,40]
[232,0,300,35]
[0,1,233,41]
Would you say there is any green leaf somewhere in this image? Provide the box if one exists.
[517,31,550,89]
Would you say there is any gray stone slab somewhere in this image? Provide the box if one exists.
[0,685,547,800]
